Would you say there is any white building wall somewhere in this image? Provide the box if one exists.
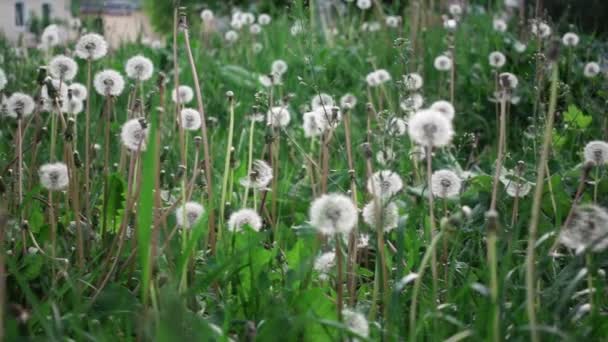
[0,0,72,43]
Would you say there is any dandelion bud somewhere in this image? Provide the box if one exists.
[361,142,373,159]
[65,118,76,141]
[226,90,234,100]
[37,66,48,85]
[21,220,29,231]
[194,136,202,148]
[73,151,82,168]
[178,12,188,30]
[176,165,186,179]
[485,210,499,233]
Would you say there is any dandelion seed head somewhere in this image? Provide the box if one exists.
[249,24,262,35]
[499,72,519,89]
[356,0,372,10]
[200,9,214,21]
[562,32,580,47]
[583,62,601,78]
[175,202,205,229]
[94,69,125,96]
[41,25,61,49]
[493,18,507,32]
[228,208,262,232]
[290,20,303,36]
[340,93,357,110]
[0,68,6,91]
[309,193,358,235]
[41,78,68,102]
[434,55,453,71]
[367,170,403,199]
[431,169,462,199]
[443,19,458,31]
[559,204,608,253]
[302,110,326,137]
[489,51,506,68]
[403,72,423,90]
[258,13,271,25]
[513,40,527,53]
[6,92,35,118]
[343,309,370,340]
[385,15,401,28]
[180,108,202,131]
[125,55,154,81]
[505,0,519,7]
[39,162,69,191]
[75,33,108,60]
[311,93,334,111]
[225,30,239,42]
[430,100,455,120]
[376,148,396,166]
[362,201,399,232]
[240,160,273,190]
[68,83,88,101]
[271,59,288,76]
[267,106,291,127]
[400,93,424,111]
[313,251,335,280]
[61,99,83,115]
[584,141,608,165]
[408,109,454,147]
[449,4,463,16]
[531,20,551,38]
[172,85,194,104]
[120,118,149,151]
[49,55,78,81]
[388,117,407,136]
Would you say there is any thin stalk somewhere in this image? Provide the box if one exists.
[220,94,236,230]
[486,212,500,342]
[242,118,256,207]
[335,236,343,322]
[84,59,92,219]
[490,95,507,211]
[426,145,438,298]
[343,110,359,306]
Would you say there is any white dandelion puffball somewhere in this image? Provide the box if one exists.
[499,72,519,89]
[94,69,125,96]
[6,92,35,118]
[303,110,326,138]
[531,21,551,38]
[249,24,262,35]
[258,13,271,25]
[367,170,403,199]
[562,32,580,47]
[584,141,608,165]
[388,117,407,136]
[41,78,68,104]
[75,33,108,60]
[408,109,454,147]
[513,40,527,53]
[258,74,273,88]
[343,309,370,340]
[493,18,507,32]
[400,93,424,111]
[41,25,61,49]
[175,202,205,229]
[314,251,335,280]
[68,83,88,101]
[240,160,273,190]
[356,0,372,10]
[120,118,149,151]
[241,12,255,25]
[559,204,608,253]
[376,148,396,165]
[125,55,154,81]
[200,9,213,22]
[340,93,357,110]
[443,19,458,31]
[228,208,263,232]
[430,100,455,120]
[267,106,291,127]
[180,108,202,131]
[385,16,401,28]
[431,169,462,199]
[0,68,6,91]
[225,30,239,43]
[49,55,78,81]
[505,181,532,198]
[489,51,506,68]
[505,0,519,7]
[404,73,423,91]
[291,21,303,36]
[583,62,601,78]
[434,55,453,71]
[311,93,334,111]
[362,201,399,232]
[271,59,288,76]
[449,4,463,16]
[39,162,69,191]
[61,99,84,115]
[309,193,358,235]
[172,85,194,104]
[253,42,263,54]
[376,69,391,83]
[366,71,380,87]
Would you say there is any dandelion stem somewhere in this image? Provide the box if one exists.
[84,59,92,220]
[335,235,343,322]
[343,109,359,306]
[490,95,507,211]
[220,94,236,230]
[426,145,439,299]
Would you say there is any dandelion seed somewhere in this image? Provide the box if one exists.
[583,62,601,78]
[39,162,69,191]
[431,169,462,199]
[6,92,35,118]
[68,83,88,101]
[172,85,194,104]
[559,204,608,253]
[314,251,335,281]
[200,9,213,22]
[403,72,423,91]
[120,118,149,151]
[180,108,202,131]
[0,68,6,91]
[75,33,108,60]
[388,117,407,136]
[49,55,78,81]
[94,69,125,97]
[489,51,506,68]
[408,109,454,147]
[562,32,580,47]
[240,160,273,189]
[531,20,551,38]
[342,309,370,340]
[367,170,403,199]
[583,141,608,165]
[309,193,358,235]
[493,18,507,32]
[430,100,455,120]
[225,30,239,43]
[266,106,291,127]
[340,93,357,110]
[362,201,399,232]
[228,208,262,232]
[125,55,154,81]
[311,93,334,111]
[175,202,205,229]
[385,15,401,28]
[400,93,424,111]
[258,13,271,25]
[434,55,453,71]
[356,0,372,10]
[376,148,395,165]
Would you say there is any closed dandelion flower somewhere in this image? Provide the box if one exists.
[367,170,403,199]
[61,99,83,115]
[388,117,407,136]
[583,141,608,165]
[125,55,154,81]
[430,100,455,120]
[400,93,424,111]
[489,51,506,68]
[493,18,507,32]
[499,72,519,89]
[39,162,69,191]
[240,159,273,189]
[356,0,372,10]
[583,62,600,78]
[0,68,6,90]
[376,148,395,165]
[434,55,452,71]
[531,21,551,38]
[362,201,399,232]
[6,92,35,118]
[94,69,125,96]
[49,55,78,81]
[311,93,334,110]
[340,93,357,109]
[200,9,213,22]
[431,169,462,199]
[120,118,149,151]
[314,251,335,281]
[75,33,108,60]
[303,110,325,137]
[267,106,291,127]
[343,309,369,340]
[408,109,454,147]
[180,108,202,131]
[175,202,205,229]
[258,13,271,25]
[403,72,423,90]
[559,204,608,253]
[562,32,580,47]
[225,30,239,43]
[228,208,263,232]
[309,193,358,235]
[172,85,194,104]
[271,59,288,76]
[505,181,532,197]
[68,83,88,101]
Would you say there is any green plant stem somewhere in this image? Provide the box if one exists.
[220,98,235,230]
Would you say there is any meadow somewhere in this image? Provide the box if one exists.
[1,0,608,340]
